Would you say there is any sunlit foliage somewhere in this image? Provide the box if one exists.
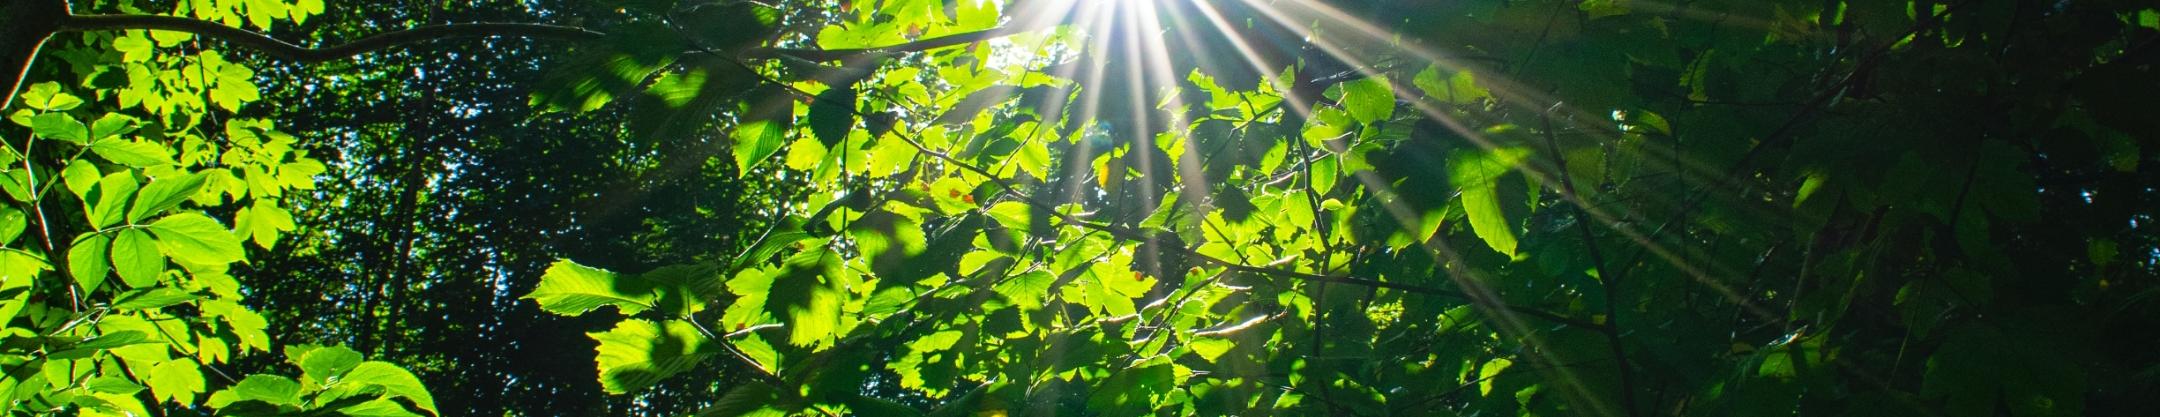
[7,0,2160,416]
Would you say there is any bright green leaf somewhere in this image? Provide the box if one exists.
[112,287,199,310]
[147,360,205,404]
[90,139,176,167]
[89,113,140,141]
[128,173,205,223]
[31,113,90,144]
[1339,77,1396,125]
[1189,337,1234,362]
[0,208,21,245]
[299,345,363,384]
[110,229,163,288]
[522,260,656,316]
[589,319,716,394]
[330,362,438,414]
[147,212,244,266]
[733,119,789,175]
[69,233,111,293]
[87,172,139,228]
[20,82,84,111]
[1450,147,1529,256]
[230,375,301,406]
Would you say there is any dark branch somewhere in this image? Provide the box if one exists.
[741,24,1038,62]
[1542,108,1642,417]
[60,15,605,63]
[13,8,1043,107]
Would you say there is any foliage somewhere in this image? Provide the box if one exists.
[0,0,433,415]
[231,2,790,414]
[522,0,2160,416]
[8,0,2160,416]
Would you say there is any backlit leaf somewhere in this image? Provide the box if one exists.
[589,319,716,394]
[522,260,655,316]
[1449,147,1529,256]
[148,213,244,266]
[110,229,163,288]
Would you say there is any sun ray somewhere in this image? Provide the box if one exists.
[978,1,1810,413]
[1229,0,1792,324]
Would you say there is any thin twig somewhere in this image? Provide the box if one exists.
[1541,105,1641,417]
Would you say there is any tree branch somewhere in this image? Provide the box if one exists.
[12,10,1041,107]
[1542,107,1642,417]
[59,14,605,63]
[740,24,1039,62]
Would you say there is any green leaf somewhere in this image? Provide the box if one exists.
[89,138,176,167]
[809,86,858,147]
[528,26,681,113]
[230,375,301,406]
[845,394,925,417]
[299,345,363,384]
[87,172,139,228]
[86,376,144,395]
[112,287,200,310]
[110,229,163,288]
[0,171,27,202]
[129,173,205,223]
[336,398,427,417]
[89,113,141,141]
[147,213,244,266]
[589,319,716,394]
[732,119,789,175]
[731,223,812,271]
[1579,0,1631,19]
[203,300,272,351]
[113,34,156,62]
[521,260,656,316]
[0,251,46,322]
[61,159,101,199]
[695,384,781,417]
[675,2,782,50]
[626,64,754,143]
[1189,337,1235,362]
[51,330,157,359]
[0,208,22,245]
[866,135,920,178]
[784,134,830,171]
[1311,156,1340,196]
[1449,147,1529,256]
[992,270,1056,310]
[933,85,1021,125]
[278,159,326,189]
[767,248,849,348]
[1340,76,1396,125]
[20,82,84,111]
[1414,65,1491,105]
[330,362,437,414]
[1015,137,1050,179]
[233,201,295,249]
[147,360,206,404]
[68,233,111,293]
[30,113,90,144]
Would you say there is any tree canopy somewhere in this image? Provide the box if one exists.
[1,0,2158,416]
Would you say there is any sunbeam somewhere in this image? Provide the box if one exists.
[951,1,1832,415]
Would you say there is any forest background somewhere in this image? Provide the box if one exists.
[1,0,2157,416]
